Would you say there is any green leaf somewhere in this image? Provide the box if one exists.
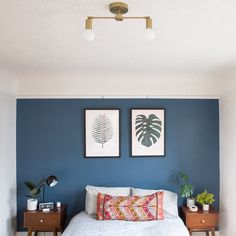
[180,184,193,198]
[196,190,215,205]
[30,188,38,196]
[178,171,189,181]
[28,188,40,198]
[24,181,36,191]
[135,114,162,147]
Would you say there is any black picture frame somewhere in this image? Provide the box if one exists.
[131,108,166,157]
[84,108,120,158]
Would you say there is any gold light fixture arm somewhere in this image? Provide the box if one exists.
[85,16,153,28]
[87,16,150,20]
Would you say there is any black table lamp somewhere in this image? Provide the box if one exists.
[46,175,58,187]
[39,175,58,202]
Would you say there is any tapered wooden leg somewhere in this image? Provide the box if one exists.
[53,228,58,236]
[211,227,215,236]
[27,228,33,236]
[188,228,192,236]
[206,231,209,236]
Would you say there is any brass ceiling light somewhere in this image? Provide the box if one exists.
[83,2,155,41]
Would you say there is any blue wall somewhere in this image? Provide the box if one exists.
[17,99,219,231]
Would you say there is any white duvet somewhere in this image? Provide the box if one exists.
[62,211,189,236]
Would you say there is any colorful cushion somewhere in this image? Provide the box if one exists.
[85,185,131,215]
[132,188,178,218]
[97,191,164,221]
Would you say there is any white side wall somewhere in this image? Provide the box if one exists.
[17,233,61,236]
[16,231,219,236]
[0,70,17,95]
[220,90,236,236]
[0,70,17,236]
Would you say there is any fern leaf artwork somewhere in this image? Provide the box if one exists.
[135,114,162,147]
[91,114,113,148]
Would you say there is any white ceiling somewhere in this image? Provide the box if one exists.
[0,0,236,77]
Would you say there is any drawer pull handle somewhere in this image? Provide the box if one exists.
[40,219,43,223]
[201,219,205,223]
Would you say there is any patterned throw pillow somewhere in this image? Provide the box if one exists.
[97,191,164,221]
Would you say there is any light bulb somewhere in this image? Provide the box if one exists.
[83,29,95,41]
[145,28,155,40]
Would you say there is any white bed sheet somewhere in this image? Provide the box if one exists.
[62,211,189,236]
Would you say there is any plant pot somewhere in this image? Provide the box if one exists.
[187,197,195,208]
[27,198,38,211]
[203,204,209,211]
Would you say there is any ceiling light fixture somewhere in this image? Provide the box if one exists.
[83,2,155,41]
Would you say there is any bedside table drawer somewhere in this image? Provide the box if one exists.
[24,213,59,228]
[187,214,218,227]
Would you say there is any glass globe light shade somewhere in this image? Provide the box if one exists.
[83,29,95,41]
[145,28,155,40]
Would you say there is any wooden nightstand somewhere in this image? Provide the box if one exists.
[181,206,218,236]
[24,204,66,236]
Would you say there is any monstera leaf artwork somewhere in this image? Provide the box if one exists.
[135,114,162,147]
[91,114,113,148]
[131,109,165,157]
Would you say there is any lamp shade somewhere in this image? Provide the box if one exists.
[46,175,58,187]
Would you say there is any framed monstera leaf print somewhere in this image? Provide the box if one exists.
[131,109,165,157]
[85,109,120,158]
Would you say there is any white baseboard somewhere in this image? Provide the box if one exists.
[17,233,61,236]
[17,232,219,236]
[192,233,219,236]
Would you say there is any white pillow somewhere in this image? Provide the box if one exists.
[85,185,131,215]
[132,188,178,218]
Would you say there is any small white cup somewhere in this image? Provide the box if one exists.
[56,201,61,208]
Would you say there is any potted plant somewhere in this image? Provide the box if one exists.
[196,189,215,211]
[178,171,195,207]
[24,180,41,211]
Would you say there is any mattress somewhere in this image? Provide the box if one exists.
[62,211,189,236]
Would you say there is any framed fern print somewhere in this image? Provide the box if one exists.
[131,108,165,157]
[85,109,120,158]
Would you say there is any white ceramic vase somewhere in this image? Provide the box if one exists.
[187,197,195,208]
[27,198,38,211]
[203,204,209,211]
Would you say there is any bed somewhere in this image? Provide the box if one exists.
[62,211,189,236]
[61,185,189,236]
